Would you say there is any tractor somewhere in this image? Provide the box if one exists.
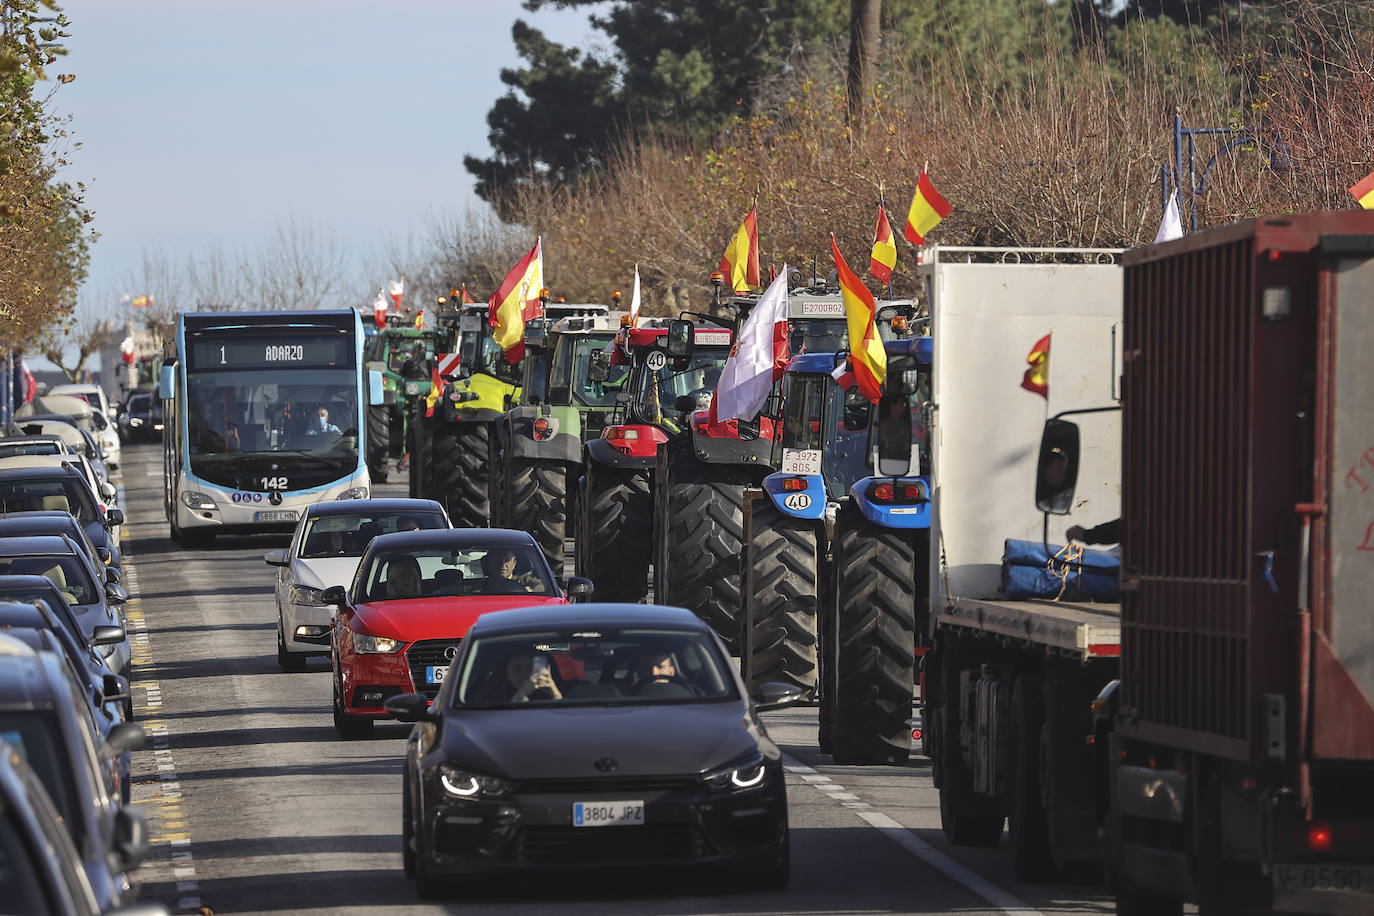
[361,317,439,482]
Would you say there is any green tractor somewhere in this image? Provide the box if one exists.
[491,309,622,573]
[362,318,439,483]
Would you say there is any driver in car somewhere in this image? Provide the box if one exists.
[473,548,540,594]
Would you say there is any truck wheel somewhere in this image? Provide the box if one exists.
[507,459,567,576]
[577,461,651,602]
[366,405,390,483]
[655,438,754,653]
[744,500,818,696]
[827,502,914,765]
[436,421,490,528]
[936,644,1005,844]
[1009,675,1057,881]
[489,428,509,527]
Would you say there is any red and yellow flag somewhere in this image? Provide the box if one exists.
[488,238,544,364]
[904,165,953,246]
[1021,334,1051,399]
[870,204,897,283]
[718,205,759,293]
[1350,168,1374,210]
[830,235,886,404]
[459,284,477,305]
[424,366,444,417]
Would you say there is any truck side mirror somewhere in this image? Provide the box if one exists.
[1035,419,1080,515]
[874,393,913,478]
[367,370,385,406]
[665,320,694,359]
[588,350,610,383]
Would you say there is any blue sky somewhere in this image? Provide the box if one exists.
[49,0,604,332]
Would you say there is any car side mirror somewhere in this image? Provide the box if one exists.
[1035,418,1081,515]
[105,567,121,586]
[96,546,111,564]
[321,585,348,607]
[753,681,806,712]
[105,508,124,528]
[384,692,434,722]
[563,576,594,601]
[105,721,146,754]
[264,549,289,567]
[105,583,129,605]
[91,625,126,647]
[102,672,129,705]
[112,807,150,871]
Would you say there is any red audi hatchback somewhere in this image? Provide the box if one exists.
[326,527,593,737]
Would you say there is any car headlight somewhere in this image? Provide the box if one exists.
[130,418,143,427]
[702,754,769,792]
[179,491,216,511]
[338,487,368,500]
[289,585,327,607]
[351,632,405,654]
[438,764,510,799]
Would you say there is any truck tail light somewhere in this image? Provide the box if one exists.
[781,477,807,491]
[872,483,895,501]
[532,418,552,440]
[1309,825,1333,852]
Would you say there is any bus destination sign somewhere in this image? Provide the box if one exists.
[189,336,349,370]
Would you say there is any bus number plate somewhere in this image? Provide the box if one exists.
[254,510,297,522]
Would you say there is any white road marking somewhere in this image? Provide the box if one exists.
[782,752,1044,916]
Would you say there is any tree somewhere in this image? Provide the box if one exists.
[846,0,881,120]
[36,309,115,383]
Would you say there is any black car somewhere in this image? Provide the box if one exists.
[119,391,162,444]
[386,603,801,898]
[0,464,124,570]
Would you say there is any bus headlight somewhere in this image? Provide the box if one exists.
[180,491,216,511]
[338,487,368,500]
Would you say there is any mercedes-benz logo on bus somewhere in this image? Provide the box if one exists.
[443,644,460,661]
[268,491,283,506]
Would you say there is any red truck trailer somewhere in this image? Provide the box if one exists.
[1092,212,1374,915]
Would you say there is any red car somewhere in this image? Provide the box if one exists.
[325,528,593,737]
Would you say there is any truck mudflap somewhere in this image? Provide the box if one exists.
[585,435,656,471]
[848,475,931,528]
[761,472,826,521]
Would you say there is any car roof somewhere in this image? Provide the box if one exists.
[0,535,81,557]
[467,602,709,637]
[0,575,66,593]
[366,527,536,551]
[307,498,445,518]
[0,455,80,471]
[0,631,61,711]
[0,436,66,446]
[0,463,84,482]
[0,516,82,534]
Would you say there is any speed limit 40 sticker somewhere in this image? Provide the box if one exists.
[782,493,812,511]
[645,351,667,371]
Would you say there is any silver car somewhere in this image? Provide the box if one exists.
[264,498,449,671]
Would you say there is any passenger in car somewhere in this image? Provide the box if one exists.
[473,649,563,704]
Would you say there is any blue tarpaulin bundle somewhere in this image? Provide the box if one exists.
[1001,539,1120,601]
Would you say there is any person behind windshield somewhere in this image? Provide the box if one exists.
[384,555,424,599]
[473,548,540,594]
[308,407,340,437]
[475,650,562,704]
[629,649,683,694]
[400,344,428,380]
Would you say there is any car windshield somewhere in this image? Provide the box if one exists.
[357,544,553,602]
[0,715,80,847]
[299,512,446,559]
[0,443,61,458]
[0,556,96,605]
[631,347,730,432]
[454,627,736,708]
[0,477,97,524]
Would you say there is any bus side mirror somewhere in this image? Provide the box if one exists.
[1035,419,1080,515]
[874,393,912,478]
[666,320,694,359]
[368,370,385,406]
[158,365,175,400]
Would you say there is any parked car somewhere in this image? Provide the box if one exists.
[0,434,68,460]
[11,418,113,491]
[263,498,449,672]
[117,391,162,444]
[387,602,801,898]
[0,509,121,578]
[0,464,124,570]
[327,528,592,737]
[0,633,147,911]
[17,390,120,471]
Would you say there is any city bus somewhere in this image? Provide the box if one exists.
[158,310,382,545]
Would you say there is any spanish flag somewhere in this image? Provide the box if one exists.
[1350,168,1374,210]
[718,205,760,293]
[870,204,897,283]
[488,238,544,364]
[1021,334,1051,400]
[904,165,953,246]
[830,235,886,404]
[424,366,444,418]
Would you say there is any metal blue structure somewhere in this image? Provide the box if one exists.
[1164,112,1290,232]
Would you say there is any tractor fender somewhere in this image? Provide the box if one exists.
[848,474,932,529]
[687,424,774,469]
[585,436,657,471]
[761,471,827,521]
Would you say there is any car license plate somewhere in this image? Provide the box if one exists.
[1273,863,1374,897]
[426,665,447,684]
[572,800,644,827]
[254,510,297,522]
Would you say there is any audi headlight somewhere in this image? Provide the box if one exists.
[289,585,327,607]
[352,632,405,654]
[179,491,216,511]
[702,754,769,792]
[438,764,510,799]
[338,487,369,500]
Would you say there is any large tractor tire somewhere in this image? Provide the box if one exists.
[506,459,567,576]
[743,500,819,696]
[654,438,755,653]
[366,405,390,483]
[824,501,916,765]
[437,421,490,528]
[576,462,651,602]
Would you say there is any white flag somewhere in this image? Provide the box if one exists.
[1154,191,1183,244]
[629,264,642,326]
[388,278,405,311]
[713,264,790,422]
[372,288,388,326]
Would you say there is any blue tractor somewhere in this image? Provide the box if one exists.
[741,336,931,765]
